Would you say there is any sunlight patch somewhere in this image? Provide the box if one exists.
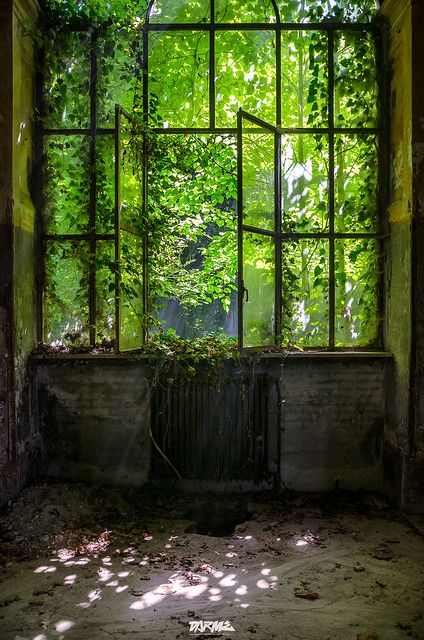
[257,579,269,589]
[54,620,74,632]
[34,566,57,573]
[219,574,237,587]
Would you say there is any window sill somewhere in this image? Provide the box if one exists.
[31,350,393,363]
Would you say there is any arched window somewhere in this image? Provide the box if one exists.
[41,0,382,351]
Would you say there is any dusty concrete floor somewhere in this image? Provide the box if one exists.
[0,484,423,640]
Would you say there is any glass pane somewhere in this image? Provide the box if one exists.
[120,231,144,350]
[277,1,379,23]
[97,29,143,127]
[216,31,276,127]
[96,241,116,346]
[148,0,379,25]
[96,135,115,233]
[334,30,378,128]
[334,134,378,233]
[149,0,210,23]
[216,0,277,23]
[44,241,89,346]
[243,232,275,347]
[120,123,143,230]
[281,239,329,347]
[281,134,328,233]
[43,32,90,129]
[148,133,238,338]
[44,136,90,234]
[281,31,327,128]
[335,239,379,346]
[242,132,275,231]
[149,32,209,127]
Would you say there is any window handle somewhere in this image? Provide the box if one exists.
[243,286,249,303]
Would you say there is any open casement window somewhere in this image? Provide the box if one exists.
[237,105,381,351]
[115,105,147,351]
[237,109,281,349]
[113,100,382,352]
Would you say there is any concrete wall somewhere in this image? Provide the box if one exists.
[0,0,15,501]
[406,0,424,512]
[0,0,41,507]
[37,358,151,486]
[380,0,412,505]
[36,355,388,493]
[281,357,387,492]
[381,0,424,512]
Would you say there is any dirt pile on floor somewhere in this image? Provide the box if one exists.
[0,483,153,561]
[0,482,395,565]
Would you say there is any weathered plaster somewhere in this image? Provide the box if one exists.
[38,361,151,486]
[379,0,424,511]
[407,0,424,511]
[382,0,412,225]
[0,0,41,507]
[35,355,388,493]
[379,0,414,507]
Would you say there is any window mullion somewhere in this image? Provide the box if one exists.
[275,131,282,345]
[210,0,215,129]
[142,25,149,345]
[237,108,244,350]
[142,129,148,345]
[275,20,281,126]
[328,30,335,350]
[114,106,121,352]
[88,32,98,347]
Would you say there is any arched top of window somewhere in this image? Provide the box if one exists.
[146,1,380,25]
[146,0,279,25]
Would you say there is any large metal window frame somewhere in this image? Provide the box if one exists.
[39,2,384,351]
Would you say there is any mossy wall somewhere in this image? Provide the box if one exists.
[0,0,41,507]
[381,0,424,511]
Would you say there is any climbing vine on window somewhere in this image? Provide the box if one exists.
[41,0,382,351]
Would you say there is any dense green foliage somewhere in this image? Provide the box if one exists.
[42,0,381,350]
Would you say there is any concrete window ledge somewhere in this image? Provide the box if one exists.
[31,350,393,363]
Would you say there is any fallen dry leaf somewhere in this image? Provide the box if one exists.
[194,563,213,574]
[354,563,366,572]
[294,587,320,600]
[372,546,393,561]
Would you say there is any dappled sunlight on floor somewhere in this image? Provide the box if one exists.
[1,490,424,639]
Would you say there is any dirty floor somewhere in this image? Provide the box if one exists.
[0,483,423,640]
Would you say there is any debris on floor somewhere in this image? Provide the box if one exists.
[293,586,320,600]
[0,483,423,640]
